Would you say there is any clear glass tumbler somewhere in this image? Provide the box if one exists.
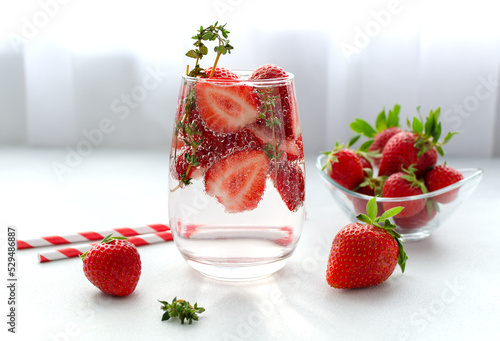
[168,70,305,280]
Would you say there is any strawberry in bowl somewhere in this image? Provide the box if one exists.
[317,106,483,241]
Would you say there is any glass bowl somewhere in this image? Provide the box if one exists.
[316,154,483,242]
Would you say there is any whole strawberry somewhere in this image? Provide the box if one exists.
[352,173,386,215]
[326,198,407,289]
[378,108,457,177]
[350,104,402,167]
[379,131,437,177]
[424,164,464,203]
[249,63,300,140]
[382,165,428,217]
[250,64,288,80]
[204,66,239,79]
[393,200,438,229]
[81,234,141,296]
[323,144,364,190]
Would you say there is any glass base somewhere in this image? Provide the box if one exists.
[398,229,432,242]
[185,257,290,281]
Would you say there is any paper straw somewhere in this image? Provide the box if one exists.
[38,231,173,263]
[18,224,169,249]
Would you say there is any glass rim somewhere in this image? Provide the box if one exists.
[182,69,295,85]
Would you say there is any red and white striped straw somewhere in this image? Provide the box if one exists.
[18,224,169,249]
[38,230,173,263]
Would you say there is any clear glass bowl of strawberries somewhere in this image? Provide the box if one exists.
[316,105,484,242]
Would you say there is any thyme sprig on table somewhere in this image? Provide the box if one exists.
[159,297,205,325]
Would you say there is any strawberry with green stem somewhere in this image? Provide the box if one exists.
[350,104,402,166]
[424,163,464,204]
[347,133,381,175]
[81,234,141,297]
[323,135,379,191]
[326,197,408,289]
[378,107,459,177]
[323,142,365,190]
[382,165,428,217]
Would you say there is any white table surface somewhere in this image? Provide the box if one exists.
[1,147,499,341]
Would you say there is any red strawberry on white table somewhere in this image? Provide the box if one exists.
[326,198,407,289]
[205,149,270,213]
[81,234,141,297]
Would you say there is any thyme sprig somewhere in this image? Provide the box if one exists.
[173,23,233,190]
[171,87,202,191]
[159,297,205,325]
[257,88,283,184]
[185,22,233,78]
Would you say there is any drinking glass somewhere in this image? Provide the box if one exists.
[168,70,305,280]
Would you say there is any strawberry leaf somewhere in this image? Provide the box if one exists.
[359,139,374,152]
[356,213,374,225]
[378,206,404,221]
[387,104,401,127]
[396,239,408,273]
[350,119,377,138]
[435,145,445,157]
[375,108,387,132]
[347,134,361,148]
[366,197,378,221]
[412,117,424,135]
[443,131,460,145]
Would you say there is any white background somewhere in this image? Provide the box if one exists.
[1,0,500,157]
